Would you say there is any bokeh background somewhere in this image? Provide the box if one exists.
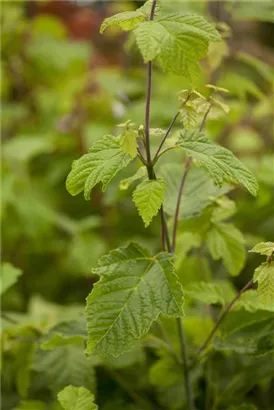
[1,1,274,409]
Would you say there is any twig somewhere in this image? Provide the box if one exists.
[171,156,192,252]
[199,103,212,132]
[177,318,196,410]
[194,279,253,359]
[153,111,180,161]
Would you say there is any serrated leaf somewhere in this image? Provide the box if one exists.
[86,243,183,357]
[177,130,258,196]
[32,345,96,393]
[253,262,274,304]
[119,166,147,190]
[133,178,166,227]
[179,103,198,130]
[206,222,246,276]
[184,281,225,305]
[58,385,98,410]
[134,13,221,80]
[237,290,274,312]
[100,11,147,34]
[249,242,274,257]
[66,135,132,200]
[120,129,138,158]
[1,262,22,295]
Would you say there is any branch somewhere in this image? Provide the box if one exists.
[153,111,180,161]
[194,279,253,360]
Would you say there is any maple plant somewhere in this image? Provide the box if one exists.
[1,1,274,410]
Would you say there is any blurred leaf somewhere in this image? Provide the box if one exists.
[41,320,87,350]
[253,261,274,304]
[206,222,246,276]
[57,385,98,410]
[1,263,22,295]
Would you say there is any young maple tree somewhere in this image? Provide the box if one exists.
[63,1,273,408]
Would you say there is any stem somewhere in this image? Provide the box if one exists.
[199,103,212,132]
[171,157,192,252]
[194,279,253,359]
[153,111,180,161]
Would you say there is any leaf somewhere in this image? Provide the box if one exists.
[237,290,274,313]
[32,345,96,393]
[1,262,22,295]
[177,130,258,196]
[179,103,198,130]
[134,13,221,80]
[66,135,132,200]
[184,281,226,305]
[133,178,166,227]
[149,356,182,387]
[119,166,147,190]
[86,243,183,357]
[120,129,138,158]
[206,222,246,276]
[253,262,274,304]
[249,242,274,257]
[41,320,87,350]
[58,385,98,410]
[160,164,229,220]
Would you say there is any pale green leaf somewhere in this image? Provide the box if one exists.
[179,103,198,129]
[58,385,98,410]
[249,242,274,257]
[177,130,258,196]
[133,178,166,227]
[206,222,246,276]
[86,243,183,357]
[32,345,96,393]
[66,135,132,200]
[119,166,147,190]
[100,11,147,33]
[134,13,221,80]
[237,290,274,313]
[120,129,138,158]
[1,262,22,295]
[253,262,274,304]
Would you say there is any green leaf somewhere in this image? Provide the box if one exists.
[86,243,183,357]
[32,345,96,393]
[177,130,258,196]
[237,290,274,313]
[160,164,229,220]
[149,356,182,387]
[184,281,226,305]
[134,13,221,80]
[66,135,132,200]
[179,103,198,129]
[120,129,138,158]
[1,262,22,295]
[119,166,147,190]
[15,331,36,398]
[41,320,86,350]
[58,385,98,410]
[249,242,274,257]
[206,222,246,276]
[133,178,166,227]
[253,262,274,304]
[219,309,273,337]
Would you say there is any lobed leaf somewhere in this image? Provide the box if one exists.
[66,135,132,200]
[177,130,258,196]
[249,241,274,257]
[86,242,183,356]
[58,385,98,410]
[134,13,221,80]
[253,262,274,304]
[133,178,166,227]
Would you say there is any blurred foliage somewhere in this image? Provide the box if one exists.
[1,1,274,409]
